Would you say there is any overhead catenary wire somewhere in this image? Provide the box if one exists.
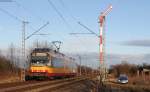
[47,0,95,54]
[58,0,98,37]
[57,0,94,38]
[13,0,46,23]
[13,0,50,34]
[47,0,83,46]
[0,7,22,22]
[47,0,77,45]
[58,0,77,22]
[0,2,50,38]
[58,1,100,69]
[0,7,39,34]
[25,22,49,40]
[78,22,99,37]
[58,0,92,46]
[47,0,71,29]
[57,0,98,53]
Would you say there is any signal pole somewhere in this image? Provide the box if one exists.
[99,5,112,82]
[69,5,112,83]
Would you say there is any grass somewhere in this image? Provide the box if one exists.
[107,75,150,92]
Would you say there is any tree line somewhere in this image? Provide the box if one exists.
[109,61,150,77]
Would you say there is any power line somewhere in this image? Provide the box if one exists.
[0,7,39,33]
[47,0,94,53]
[47,0,67,24]
[0,1,50,36]
[58,0,77,21]
[58,0,98,37]
[47,0,71,29]
[47,0,76,43]
[0,7,22,22]
[47,0,82,39]
[13,0,45,23]
[59,0,96,36]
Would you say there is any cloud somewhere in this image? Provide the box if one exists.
[68,52,150,68]
[121,40,150,47]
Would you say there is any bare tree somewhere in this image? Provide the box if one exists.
[7,43,21,74]
[110,61,138,77]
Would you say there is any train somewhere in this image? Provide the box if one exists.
[25,48,77,80]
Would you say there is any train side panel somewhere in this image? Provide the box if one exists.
[29,66,77,78]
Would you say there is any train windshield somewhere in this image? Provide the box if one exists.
[31,56,48,65]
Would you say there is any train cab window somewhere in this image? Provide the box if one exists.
[31,56,48,65]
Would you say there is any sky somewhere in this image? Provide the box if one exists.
[0,0,150,67]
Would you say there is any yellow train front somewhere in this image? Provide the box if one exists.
[25,48,77,80]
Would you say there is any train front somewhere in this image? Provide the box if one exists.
[26,48,50,80]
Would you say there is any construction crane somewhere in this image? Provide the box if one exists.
[99,5,112,81]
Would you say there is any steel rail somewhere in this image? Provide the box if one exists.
[0,77,82,92]
[25,78,85,92]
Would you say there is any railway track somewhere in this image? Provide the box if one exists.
[0,77,86,92]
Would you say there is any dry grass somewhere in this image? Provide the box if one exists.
[0,55,21,83]
[107,76,150,92]
[129,76,150,85]
[0,72,20,84]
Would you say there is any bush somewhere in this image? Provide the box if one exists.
[0,55,18,73]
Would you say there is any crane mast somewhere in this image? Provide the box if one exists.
[99,5,112,81]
